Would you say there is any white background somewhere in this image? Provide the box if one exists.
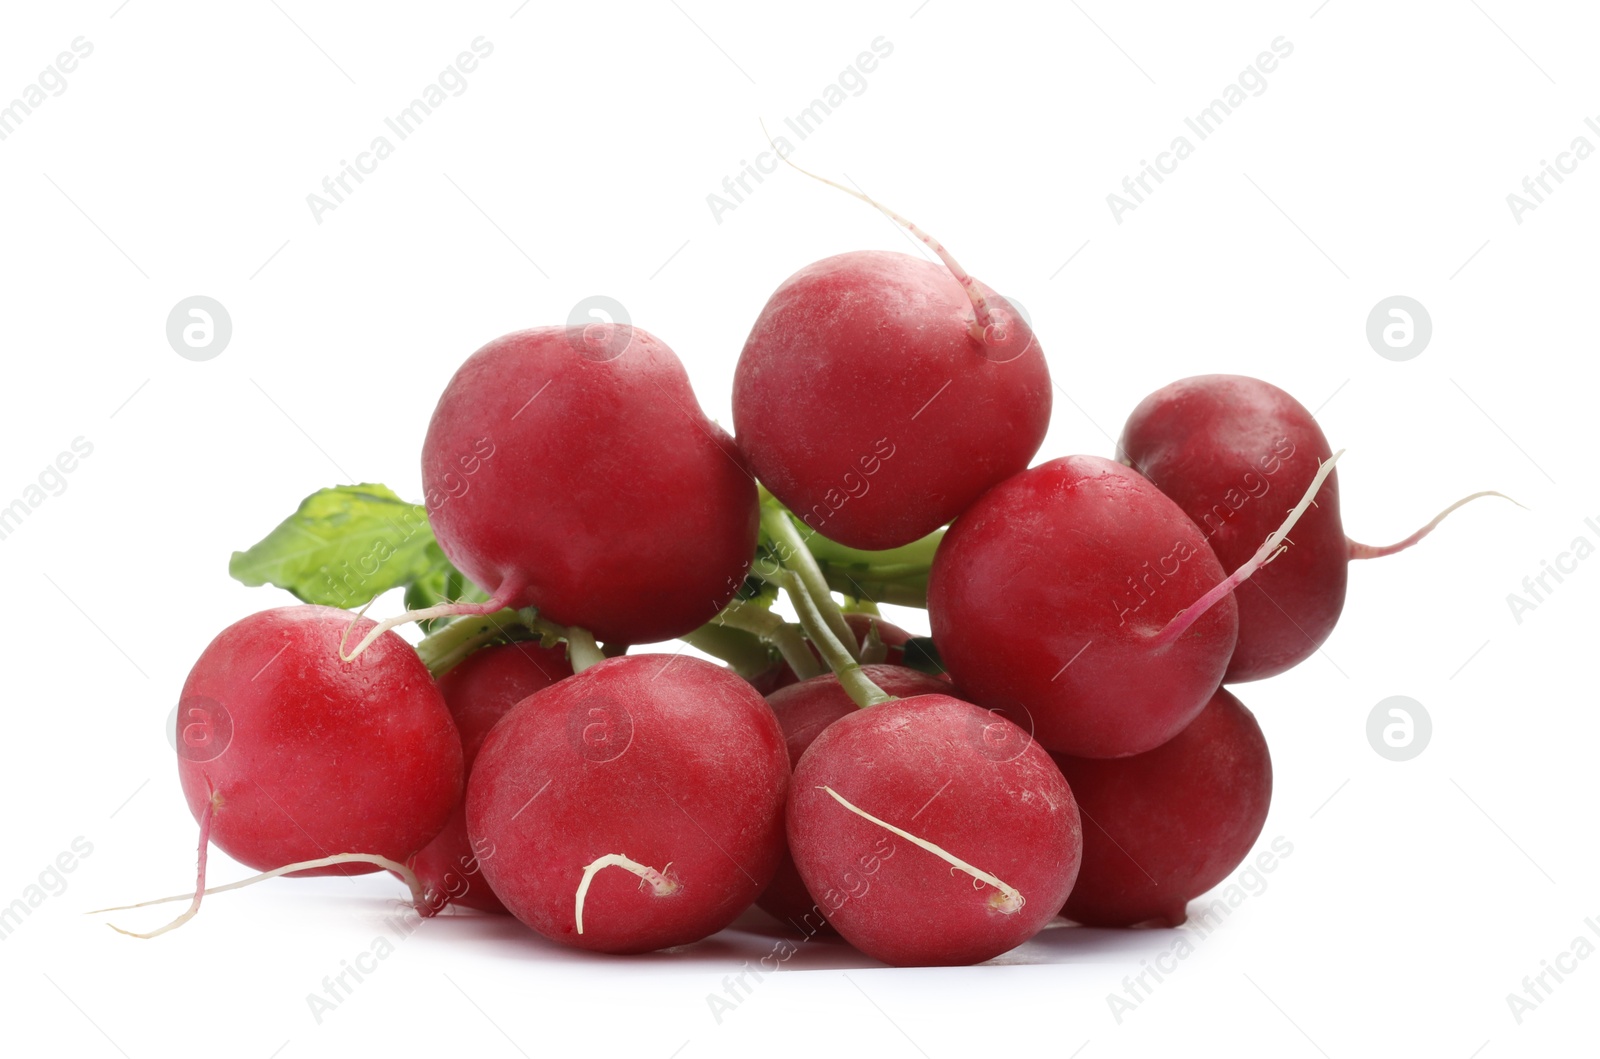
[0,2,1594,1057]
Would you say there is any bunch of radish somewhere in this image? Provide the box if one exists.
[111,157,1508,967]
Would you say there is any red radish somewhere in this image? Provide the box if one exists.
[370,325,757,649]
[1052,686,1271,927]
[1120,374,1509,681]
[788,693,1080,966]
[176,606,462,877]
[733,155,1050,551]
[734,250,1047,551]
[408,641,573,913]
[466,654,789,954]
[929,456,1241,758]
[755,664,951,934]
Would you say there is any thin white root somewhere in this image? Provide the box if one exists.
[1152,449,1344,648]
[101,795,215,939]
[817,785,1024,914]
[341,603,466,661]
[758,121,998,341]
[94,853,428,934]
[574,854,679,935]
[1347,490,1523,560]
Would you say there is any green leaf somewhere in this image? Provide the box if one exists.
[229,484,443,608]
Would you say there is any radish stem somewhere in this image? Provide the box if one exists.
[563,627,607,673]
[781,570,892,709]
[415,607,530,677]
[759,506,859,658]
[713,599,823,679]
[676,624,774,679]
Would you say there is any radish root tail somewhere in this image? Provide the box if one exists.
[104,788,216,939]
[758,120,998,343]
[1347,490,1522,560]
[96,849,431,937]
[1152,449,1345,648]
[574,854,679,934]
[339,597,508,662]
[817,785,1024,914]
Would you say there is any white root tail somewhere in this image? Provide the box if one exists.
[818,785,1024,915]
[574,854,679,935]
[339,598,508,663]
[1347,490,1522,560]
[1151,449,1344,648]
[759,122,1000,343]
[94,852,430,938]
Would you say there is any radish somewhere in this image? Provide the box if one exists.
[787,693,1081,966]
[176,606,461,876]
[930,452,1340,757]
[1120,374,1511,681]
[409,640,572,913]
[466,654,789,954]
[755,664,951,935]
[1051,686,1271,927]
[929,456,1237,758]
[99,607,463,938]
[350,325,758,655]
[753,517,1080,965]
[732,160,1050,551]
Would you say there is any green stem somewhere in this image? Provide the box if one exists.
[678,624,774,679]
[759,506,858,657]
[714,600,823,680]
[563,627,607,673]
[816,568,929,609]
[416,608,529,678]
[800,522,944,569]
[780,569,891,709]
